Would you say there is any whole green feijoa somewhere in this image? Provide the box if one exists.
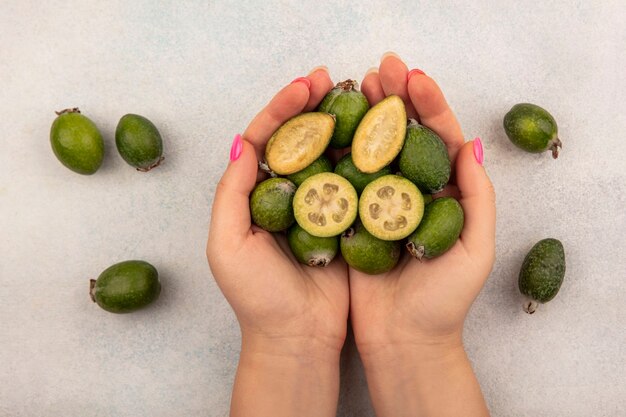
[318,79,370,148]
[250,178,296,232]
[287,223,338,267]
[50,108,104,175]
[399,119,451,194]
[340,221,401,275]
[115,114,164,171]
[518,238,566,314]
[504,103,562,158]
[287,155,333,186]
[334,153,392,195]
[406,197,464,260]
[90,260,161,314]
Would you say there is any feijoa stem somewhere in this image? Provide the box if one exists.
[55,107,81,116]
[258,160,277,177]
[406,241,425,261]
[136,156,165,172]
[89,279,97,302]
[342,227,355,239]
[337,79,358,91]
[308,257,331,267]
[550,137,562,159]
[523,298,538,314]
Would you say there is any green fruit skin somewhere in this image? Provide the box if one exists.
[50,112,104,175]
[287,224,339,267]
[340,222,401,275]
[399,122,451,194]
[518,238,565,303]
[318,82,370,148]
[422,194,433,205]
[250,178,296,232]
[92,260,161,313]
[503,103,558,153]
[115,114,164,170]
[334,153,392,195]
[406,197,464,259]
[286,155,333,186]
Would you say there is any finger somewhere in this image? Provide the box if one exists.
[303,67,334,111]
[379,52,418,119]
[407,72,464,163]
[361,68,386,106]
[455,139,496,266]
[208,137,258,252]
[243,80,311,160]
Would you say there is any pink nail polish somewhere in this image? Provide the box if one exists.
[230,134,243,162]
[290,77,311,89]
[407,68,426,82]
[473,137,484,165]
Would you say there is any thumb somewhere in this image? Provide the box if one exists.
[455,138,496,264]
[208,135,258,253]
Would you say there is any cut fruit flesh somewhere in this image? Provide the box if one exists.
[352,95,407,173]
[294,172,358,237]
[359,175,424,240]
[265,112,335,175]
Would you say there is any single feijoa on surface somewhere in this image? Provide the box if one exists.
[265,112,335,175]
[286,155,333,186]
[90,260,161,314]
[406,197,464,260]
[318,79,370,148]
[250,178,296,232]
[334,153,392,195]
[50,108,104,175]
[359,175,424,241]
[287,223,338,267]
[503,103,562,158]
[115,114,164,171]
[518,238,566,314]
[293,172,358,237]
[340,221,401,275]
[352,95,407,173]
[399,119,451,194]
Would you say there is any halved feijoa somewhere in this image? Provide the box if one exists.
[359,175,424,241]
[352,95,406,173]
[265,112,335,175]
[293,172,358,237]
[250,178,296,232]
[287,223,338,267]
[399,119,451,194]
[318,79,370,148]
[406,197,464,260]
[334,153,392,195]
[340,221,401,275]
[286,155,333,186]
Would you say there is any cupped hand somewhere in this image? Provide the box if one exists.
[350,54,497,357]
[206,69,349,359]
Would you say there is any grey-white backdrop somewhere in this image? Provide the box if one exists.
[1,1,624,416]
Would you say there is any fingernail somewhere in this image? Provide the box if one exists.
[365,66,379,76]
[381,51,400,62]
[407,68,426,82]
[230,134,243,162]
[308,65,328,75]
[473,137,484,165]
[290,77,311,89]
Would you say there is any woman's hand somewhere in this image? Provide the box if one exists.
[349,53,496,417]
[206,68,348,417]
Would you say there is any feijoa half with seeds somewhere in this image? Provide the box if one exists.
[318,79,370,148]
[406,197,464,260]
[116,114,164,171]
[352,95,407,173]
[50,108,104,175]
[293,172,358,237]
[286,155,333,186]
[518,238,566,314]
[288,223,338,267]
[503,103,562,158]
[359,175,424,241]
[340,221,401,275]
[90,260,161,313]
[250,177,296,232]
[265,112,335,175]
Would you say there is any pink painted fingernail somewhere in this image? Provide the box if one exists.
[473,137,484,165]
[290,77,311,89]
[229,134,243,162]
[407,68,426,82]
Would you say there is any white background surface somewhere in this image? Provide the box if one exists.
[1,1,625,416]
